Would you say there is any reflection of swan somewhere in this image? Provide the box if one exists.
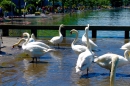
[120,42,130,50]
[48,24,64,48]
[94,50,130,86]
[23,32,50,49]
[13,38,55,63]
[50,50,62,61]
[23,59,49,85]
[75,26,94,75]
[82,24,98,50]
[70,29,87,55]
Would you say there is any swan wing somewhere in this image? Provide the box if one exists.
[72,45,86,53]
[120,42,130,50]
[82,35,97,50]
[76,50,93,74]
[28,38,35,43]
[49,36,63,44]
[28,41,50,48]
[94,53,115,70]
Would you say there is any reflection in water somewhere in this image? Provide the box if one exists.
[50,50,63,61]
[23,58,49,85]
[1,38,130,86]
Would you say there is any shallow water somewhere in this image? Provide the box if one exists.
[0,38,130,86]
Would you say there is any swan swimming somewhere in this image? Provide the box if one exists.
[94,50,130,86]
[48,24,64,48]
[70,29,88,55]
[75,26,94,75]
[13,38,55,63]
[82,24,98,51]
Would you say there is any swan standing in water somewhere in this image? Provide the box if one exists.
[23,32,50,49]
[75,26,94,75]
[70,29,88,55]
[13,38,55,63]
[82,24,98,51]
[48,24,64,48]
[94,50,130,86]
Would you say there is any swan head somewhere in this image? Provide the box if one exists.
[60,24,64,28]
[70,29,78,34]
[85,24,89,31]
[31,33,36,40]
[23,32,30,37]
[12,38,26,48]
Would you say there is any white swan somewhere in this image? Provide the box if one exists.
[75,26,94,75]
[70,29,88,55]
[13,38,55,63]
[120,42,130,50]
[29,33,36,43]
[82,24,98,50]
[23,32,50,49]
[94,50,130,86]
[48,24,64,48]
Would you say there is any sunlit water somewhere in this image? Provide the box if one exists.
[1,8,130,86]
[2,8,130,38]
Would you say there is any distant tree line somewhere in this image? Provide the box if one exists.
[0,0,129,13]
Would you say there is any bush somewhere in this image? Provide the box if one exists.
[26,4,36,14]
[0,0,16,12]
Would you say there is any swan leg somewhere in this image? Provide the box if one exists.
[30,57,35,63]
[87,68,89,76]
[36,57,38,63]
[58,44,60,49]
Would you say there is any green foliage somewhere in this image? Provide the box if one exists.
[0,0,16,12]
[26,4,36,13]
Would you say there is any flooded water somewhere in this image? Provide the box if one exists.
[1,37,130,86]
[1,8,130,86]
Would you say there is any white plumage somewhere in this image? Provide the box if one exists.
[94,50,130,86]
[82,24,98,51]
[23,32,50,49]
[120,42,130,50]
[28,33,36,43]
[48,24,64,48]
[70,29,87,55]
[75,26,94,75]
[13,38,55,63]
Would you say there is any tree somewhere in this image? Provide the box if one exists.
[110,0,123,7]
[0,0,16,12]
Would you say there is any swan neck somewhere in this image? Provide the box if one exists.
[110,56,119,86]
[72,31,78,46]
[14,38,24,46]
[124,50,130,61]
[59,26,62,36]
[25,33,30,45]
[86,29,91,50]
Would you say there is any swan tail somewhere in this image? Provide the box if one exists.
[75,66,82,75]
